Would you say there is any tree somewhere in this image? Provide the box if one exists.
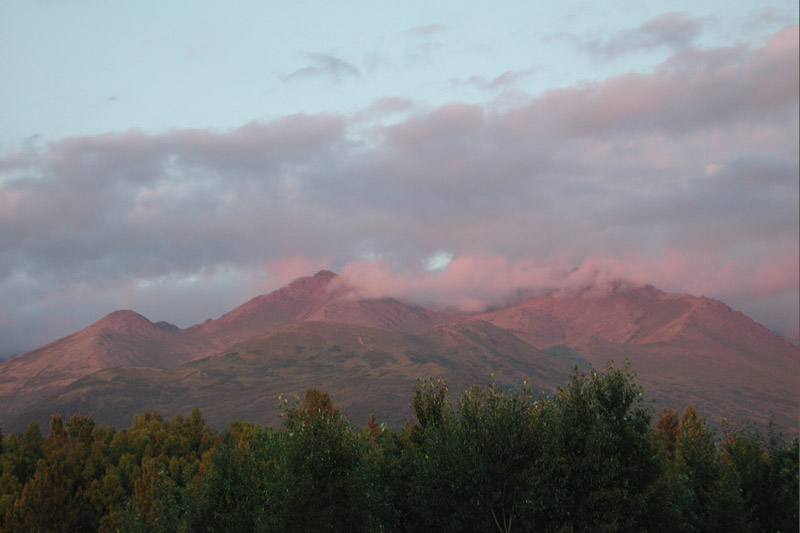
[403,378,542,531]
[15,422,44,484]
[269,389,368,532]
[412,377,450,431]
[7,462,81,532]
[117,458,186,532]
[454,379,540,532]
[675,406,747,532]
[189,423,275,533]
[654,407,680,457]
[532,362,662,532]
[722,420,799,532]
[300,387,337,418]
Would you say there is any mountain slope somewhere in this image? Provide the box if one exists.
[0,271,445,420]
[478,284,798,430]
[0,321,582,432]
[0,271,796,434]
[0,310,199,421]
[185,270,449,358]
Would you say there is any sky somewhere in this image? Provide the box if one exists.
[0,0,797,357]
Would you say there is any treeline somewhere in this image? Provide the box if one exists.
[0,364,796,532]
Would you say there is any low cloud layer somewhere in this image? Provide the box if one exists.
[0,26,797,355]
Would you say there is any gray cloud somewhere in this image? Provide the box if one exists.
[355,97,417,121]
[403,23,446,63]
[404,23,447,38]
[449,68,540,92]
[284,53,361,82]
[0,26,797,355]
[589,12,708,57]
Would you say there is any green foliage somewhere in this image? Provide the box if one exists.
[189,422,276,532]
[0,368,796,532]
[412,376,450,431]
[674,405,747,532]
[530,362,662,532]
[117,458,187,533]
[272,390,369,532]
[404,378,541,531]
[722,420,799,532]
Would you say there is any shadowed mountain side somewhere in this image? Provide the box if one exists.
[568,339,796,431]
[0,321,582,433]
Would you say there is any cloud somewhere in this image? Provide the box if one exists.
[449,68,540,92]
[738,7,798,37]
[0,26,796,354]
[588,12,707,57]
[405,24,447,38]
[336,249,798,311]
[496,27,798,142]
[355,97,417,122]
[284,53,361,82]
[336,249,798,340]
[403,23,446,63]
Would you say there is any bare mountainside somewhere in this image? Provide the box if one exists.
[0,270,796,434]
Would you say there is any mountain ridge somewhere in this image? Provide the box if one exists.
[0,270,796,434]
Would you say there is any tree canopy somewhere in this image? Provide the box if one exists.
[0,363,796,532]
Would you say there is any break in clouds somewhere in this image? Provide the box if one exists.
[0,25,797,355]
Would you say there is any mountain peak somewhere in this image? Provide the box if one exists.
[93,310,153,329]
[283,270,340,297]
[212,271,340,328]
[313,269,337,280]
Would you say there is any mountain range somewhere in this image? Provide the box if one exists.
[0,270,796,434]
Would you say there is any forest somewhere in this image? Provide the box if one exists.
[0,363,796,532]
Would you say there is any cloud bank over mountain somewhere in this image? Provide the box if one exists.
[0,24,797,355]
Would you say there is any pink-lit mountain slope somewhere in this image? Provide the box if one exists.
[0,320,580,433]
[0,310,198,421]
[0,271,796,434]
[0,271,452,421]
[477,284,798,429]
[191,270,450,354]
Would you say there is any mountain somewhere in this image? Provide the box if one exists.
[0,310,201,421]
[185,270,451,357]
[477,285,798,431]
[0,271,796,434]
[1,320,583,432]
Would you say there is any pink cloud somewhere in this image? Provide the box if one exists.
[384,102,485,147]
[337,250,798,343]
[763,25,798,56]
[495,26,798,141]
[339,253,587,310]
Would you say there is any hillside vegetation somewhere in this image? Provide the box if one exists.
[0,363,796,532]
